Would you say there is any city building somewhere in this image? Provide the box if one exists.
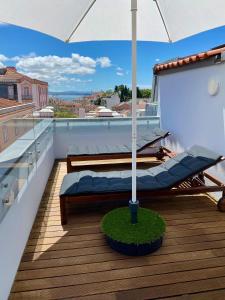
[0,98,34,121]
[85,106,123,118]
[0,98,34,151]
[101,93,120,109]
[0,67,48,109]
[154,44,225,155]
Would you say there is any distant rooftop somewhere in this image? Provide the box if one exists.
[0,66,48,85]
[0,98,20,108]
[154,44,225,74]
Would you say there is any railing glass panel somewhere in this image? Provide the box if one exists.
[0,116,53,222]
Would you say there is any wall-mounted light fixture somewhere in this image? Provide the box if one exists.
[208,78,220,96]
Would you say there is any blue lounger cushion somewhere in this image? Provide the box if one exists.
[67,128,169,156]
[60,145,222,197]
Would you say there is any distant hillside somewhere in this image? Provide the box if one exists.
[49,91,92,96]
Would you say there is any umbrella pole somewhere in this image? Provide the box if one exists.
[129,0,139,224]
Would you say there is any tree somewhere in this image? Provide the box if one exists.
[120,89,125,102]
[141,89,151,98]
[114,84,152,101]
[137,87,142,98]
[94,98,102,105]
[54,110,77,118]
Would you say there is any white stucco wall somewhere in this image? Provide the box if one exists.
[16,84,22,103]
[32,84,39,108]
[0,141,54,300]
[159,62,225,186]
[53,118,160,159]
[104,94,120,109]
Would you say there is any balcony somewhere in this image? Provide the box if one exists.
[21,95,33,100]
[10,163,224,299]
[1,117,225,299]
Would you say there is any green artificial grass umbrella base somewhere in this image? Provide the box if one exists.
[101,207,166,256]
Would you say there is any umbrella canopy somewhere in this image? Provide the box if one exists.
[1,0,225,205]
[0,0,225,43]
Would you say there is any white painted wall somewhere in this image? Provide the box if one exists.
[32,84,39,108]
[54,118,160,158]
[0,140,54,300]
[159,62,225,187]
[16,84,22,103]
[103,94,120,109]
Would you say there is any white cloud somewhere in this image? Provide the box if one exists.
[0,54,8,62]
[72,53,96,68]
[70,78,93,83]
[96,57,112,68]
[11,52,37,62]
[7,53,111,89]
[155,58,160,62]
[15,53,111,77]
[116,66,127,76]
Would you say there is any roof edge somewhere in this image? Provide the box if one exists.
[154,46,225,75]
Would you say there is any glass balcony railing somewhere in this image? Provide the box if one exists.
[0,116,160,222]
[0,118,53,221]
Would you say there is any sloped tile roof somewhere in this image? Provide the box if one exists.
[0,67,48,85]
[154,46,225,74]
[0,98,21,108]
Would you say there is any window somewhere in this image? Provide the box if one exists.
[23,87,29,96]
[8,86,14,99]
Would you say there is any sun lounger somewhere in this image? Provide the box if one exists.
[60,145,225,224]
[67,128,170,172]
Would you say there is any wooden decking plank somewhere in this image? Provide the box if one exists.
[29,220,225,242]
[21,238,225,262]
[16,250,224,281]
[32,214,225,229]
[13,258,225,292]
[19,246,223,272]
[24,232,225,254]
[158,289,225,300]
[34,209,221,223]
[112,277,225,300]
[9,269,225,299]
[30,218,225,234]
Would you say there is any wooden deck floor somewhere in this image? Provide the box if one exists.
[9,161,225,300]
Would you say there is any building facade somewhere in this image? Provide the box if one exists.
[0,67,48,109]
[154,44,225,186]
[0,98,34,151]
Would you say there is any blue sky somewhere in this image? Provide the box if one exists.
[1,23,225,92]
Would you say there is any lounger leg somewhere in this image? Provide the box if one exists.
[67,157,72,173]
[198,172,205,184]
[217,192,225,212]
[156,147,164,160]
[60,197,67,225]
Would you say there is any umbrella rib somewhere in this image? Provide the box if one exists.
[65,0,97,42]
[153,0,172,42]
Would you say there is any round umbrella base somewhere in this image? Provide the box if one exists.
[105,235,163,256]
[101,207,166,256]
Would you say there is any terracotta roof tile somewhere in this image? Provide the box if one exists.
[154,46,225,74]
[0,67,48,85]
[0,98,21,108]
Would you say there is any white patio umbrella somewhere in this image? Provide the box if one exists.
[1,0,225,219]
